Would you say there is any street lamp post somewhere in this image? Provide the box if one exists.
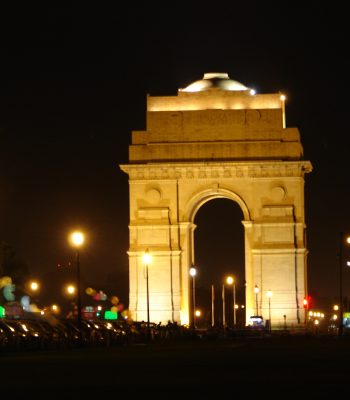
[254,285,259,315]
[70,231,84,330]
[339,232,343,336]
[267,289,273,331]
[233,282,236,326]
[189,266,197,330]
[222,283,226,328]
[27,280,40,312]
[338,232,350,336]
[143,249,152,339]
[211,284,215,327]
[226,276,236,327]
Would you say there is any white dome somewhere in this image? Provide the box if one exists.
[181,72,249,93]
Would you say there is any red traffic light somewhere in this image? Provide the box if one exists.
[303,296,312,309]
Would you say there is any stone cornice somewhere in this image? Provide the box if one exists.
[120,161,312,180]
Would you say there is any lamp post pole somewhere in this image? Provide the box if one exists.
[267,290,273,332]
[211,284,215,327]
[143,249,152,340]
[69,231,85,338]
[222,284,226,328]
[189,266,197,330]
[254,285,259,315]
[233,281,236,326]
[226,276,235,327]
[339,232,344,336]
[76,247,81,327]
[146,262,150,335]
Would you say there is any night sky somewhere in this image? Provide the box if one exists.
[0,3,349,313]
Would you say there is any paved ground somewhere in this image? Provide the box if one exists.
[1,334,350,398]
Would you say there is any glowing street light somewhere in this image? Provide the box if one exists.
[254,285,259,315]
[69,230,85,329]
[189,266,197,329]
[226,276,236,327]
[51,304,59,313]
[143,249,152,338]
[30,281,39,291]
[66,284,76,295]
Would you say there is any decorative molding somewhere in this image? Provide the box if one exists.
[120,161,312,180]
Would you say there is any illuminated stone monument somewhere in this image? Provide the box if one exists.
[120,73,312,327]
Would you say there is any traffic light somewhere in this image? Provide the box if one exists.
[303,295,312,309]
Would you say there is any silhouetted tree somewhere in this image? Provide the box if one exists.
[0,241,29,285]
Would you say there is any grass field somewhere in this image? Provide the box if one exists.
[1,335,350,398]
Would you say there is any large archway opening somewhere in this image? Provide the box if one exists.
[193,198,245,328]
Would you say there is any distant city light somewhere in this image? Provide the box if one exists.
[104,310,118,320]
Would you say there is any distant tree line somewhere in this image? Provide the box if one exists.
[0,241,30,302]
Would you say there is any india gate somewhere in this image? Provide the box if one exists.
[120,72,312,328]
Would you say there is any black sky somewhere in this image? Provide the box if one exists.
[0,3,349,311]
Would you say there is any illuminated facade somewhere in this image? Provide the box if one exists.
[120,73,312,327]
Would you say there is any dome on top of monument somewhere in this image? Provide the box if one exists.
[180,72,249,93]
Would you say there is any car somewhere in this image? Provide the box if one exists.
[0,320,21,351]
[5,319,42,350]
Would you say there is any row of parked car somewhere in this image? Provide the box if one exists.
[0,317,201,352]
[0,317,131,351]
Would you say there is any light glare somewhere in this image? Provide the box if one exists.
[71,231,84,247]
[226,276,234,285]
[67,285,75,294]
[143,249,152,264]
